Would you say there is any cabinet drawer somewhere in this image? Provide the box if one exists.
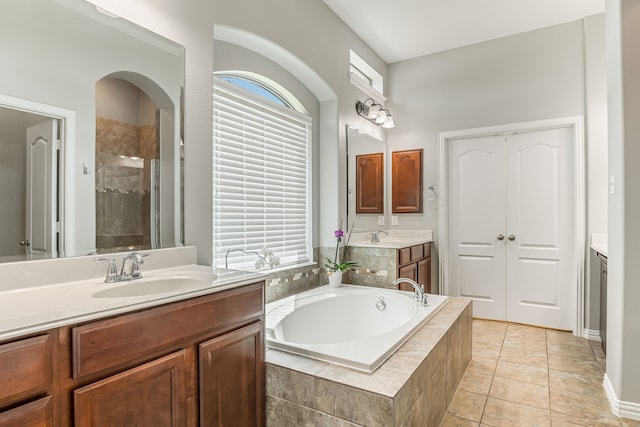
[0,335,52,407]
[423,243,431,258]
[410,244,424,261]
[72,282,264,379]
[0,396,53,427]
[398,248,411,266]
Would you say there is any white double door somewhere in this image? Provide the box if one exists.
[448,126,575,330]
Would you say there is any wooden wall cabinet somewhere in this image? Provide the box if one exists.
[396,242,431,293]
[0,281,265,427]
[392,149,423,214]
[356,153,384,214]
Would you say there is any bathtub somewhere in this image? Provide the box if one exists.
[265,285,448,372]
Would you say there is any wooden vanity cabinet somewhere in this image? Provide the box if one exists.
[0,333,57,427]
[396,242,431,293]
[0,281,265,427]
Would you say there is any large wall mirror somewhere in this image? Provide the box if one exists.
[346,125,386,232]
[0,0,184,262]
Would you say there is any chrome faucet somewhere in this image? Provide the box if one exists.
[393,278,429,306]
[120,252,146,280]
[94,252,147,283]
[370,230,388,243]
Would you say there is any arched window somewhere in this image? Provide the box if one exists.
[212,73,312,270]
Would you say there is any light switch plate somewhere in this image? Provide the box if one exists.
[392,216,398,226]
[377,216,384,226]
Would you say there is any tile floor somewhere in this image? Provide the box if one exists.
[441,320,640,427]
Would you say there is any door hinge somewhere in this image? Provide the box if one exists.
[55,139,62,150]
[56,222,61,233]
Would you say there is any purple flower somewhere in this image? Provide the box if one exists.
[334,229,344,238]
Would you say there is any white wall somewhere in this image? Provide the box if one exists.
[584,13,609,333]
[88,0,388,263]
[387,18,607,306]
[605,0,640,417]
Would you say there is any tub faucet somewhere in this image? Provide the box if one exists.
[370,230,388,243]
[393,278,428,306]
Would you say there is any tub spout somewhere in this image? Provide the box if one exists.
[393,278,428,306]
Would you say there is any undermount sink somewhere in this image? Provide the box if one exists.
[92,277,210,298]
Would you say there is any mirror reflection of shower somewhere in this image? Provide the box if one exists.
[95,77,160,252]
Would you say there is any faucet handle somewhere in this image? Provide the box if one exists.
[121,252,148,279]
[94,257,118,283]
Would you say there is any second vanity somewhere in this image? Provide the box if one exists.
[0,247,266,426]
[346,230,433,293]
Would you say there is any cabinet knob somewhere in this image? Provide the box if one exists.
[508,234,516,241]
[497,234,505,241]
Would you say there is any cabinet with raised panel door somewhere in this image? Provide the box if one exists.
[396,242,431,293]
[1,281,265,427]
[0,333,57,427]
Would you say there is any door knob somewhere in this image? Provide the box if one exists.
[508,234,516,241]
[497,234,505,241]
[19,240,30,246]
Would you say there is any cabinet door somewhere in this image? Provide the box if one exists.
[74,350,187,427]
[397,263,418,292]
[0,396,53,427]
[418,257,431,294]
[200,322,264,427]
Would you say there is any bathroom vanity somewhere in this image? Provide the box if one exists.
[346,230,433,292]
[0,249,266,426]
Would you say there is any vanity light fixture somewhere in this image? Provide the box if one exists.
[355,98,395,129]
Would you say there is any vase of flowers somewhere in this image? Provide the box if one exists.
[324,222,358,288]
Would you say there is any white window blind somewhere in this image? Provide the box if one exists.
[213,79,312,270]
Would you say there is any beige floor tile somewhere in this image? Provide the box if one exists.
[506,323,548,342]
[548,354,602,376]
[550,411,621,426]
[473,319,508,335]
[494,359,548,387]
[550,387,621,425]
[473,340,502,359]
[461,320,624,427]
[441,412,481,426]
[502,335,548,353]
[547,330,592,348]
[489,376,550,410]
[481,397,551,427]
[448,390,487,422]
[473,330,506,347]
[469,356,498,376]
[547,342,596,359]
[548,368,604,395]
[459,370,493,395]
[499,346,547,368]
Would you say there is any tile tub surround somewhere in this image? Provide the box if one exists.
[265,297,472,426]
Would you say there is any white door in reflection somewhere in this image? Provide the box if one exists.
[26,119,58,255]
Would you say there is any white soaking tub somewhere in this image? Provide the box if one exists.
[265,284,448,372]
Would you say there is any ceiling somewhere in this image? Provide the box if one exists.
[322,0,605,64]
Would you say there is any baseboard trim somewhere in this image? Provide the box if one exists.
[583,328,602,341]
[603,373,640,420]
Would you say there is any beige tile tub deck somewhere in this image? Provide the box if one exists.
[266,297,473,427]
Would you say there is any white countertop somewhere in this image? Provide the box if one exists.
[591,233,608,257]
[348,229,433,249]
[0,263,268,341]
